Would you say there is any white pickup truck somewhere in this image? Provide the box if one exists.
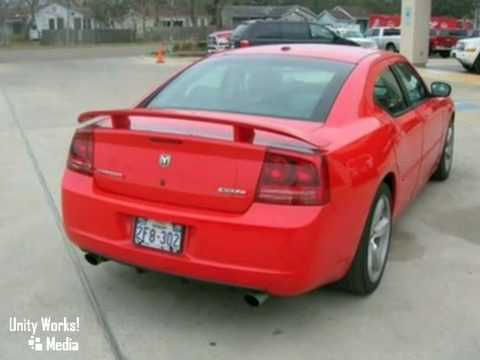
[366,27,401,52]
[454,37,480,74]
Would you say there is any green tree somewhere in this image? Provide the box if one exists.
[432,0,474,18]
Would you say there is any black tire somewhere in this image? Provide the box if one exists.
[432,122,454,181]
[474,56,480,74]
[338,184,393,295]
[386,43,397,52]
[462,64,473,72]
[439,51,451,58]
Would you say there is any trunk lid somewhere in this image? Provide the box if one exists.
[89,111,321,213]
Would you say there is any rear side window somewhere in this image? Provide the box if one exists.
[254,23,282,39]
[384,28,400,36]
[283,23,309,40]
[309,24,335,42]
[392,63,428,106]
[147,55,354,122]
[374,69,408,116]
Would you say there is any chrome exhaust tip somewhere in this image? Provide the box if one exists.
[244,292,269,307]
[84,253,108,266]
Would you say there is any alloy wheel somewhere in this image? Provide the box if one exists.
[367,194,392,283]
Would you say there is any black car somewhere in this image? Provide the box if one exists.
[230,20,358,49]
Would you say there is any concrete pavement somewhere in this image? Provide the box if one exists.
[1,52,479,359]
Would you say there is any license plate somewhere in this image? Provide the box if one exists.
[134,218,184,254]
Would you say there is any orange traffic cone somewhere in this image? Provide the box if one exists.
[156,48,166,64]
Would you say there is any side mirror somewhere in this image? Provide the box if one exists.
[431,82,452,97]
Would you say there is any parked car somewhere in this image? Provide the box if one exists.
[430,29,467,58]
[455,37,480,73]
[229,20,358,49]
[366,27,401,52]
[63,45,454,302]
[334,28,378,49]
[468,30,480,38]
[207,30,232,54]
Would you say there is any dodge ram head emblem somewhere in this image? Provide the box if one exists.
[159,154,172,168]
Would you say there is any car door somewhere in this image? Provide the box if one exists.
[373,66,424,209]
[392,63,447,187]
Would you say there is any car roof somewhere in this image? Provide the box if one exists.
[216,44,382,64]
[242,19,324,26]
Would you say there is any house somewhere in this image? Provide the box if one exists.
[119,6,210,35]
[1,5,30,40]
[34,1,96,33]
[317,6,370,32]
[221,5,317,28]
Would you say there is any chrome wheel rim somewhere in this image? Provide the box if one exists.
[444,126,454,172]
[367,195,392,283]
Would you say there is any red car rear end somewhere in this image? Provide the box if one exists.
[430,28,467,58]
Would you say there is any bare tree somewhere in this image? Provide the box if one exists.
[23,0,39,36]
[135,0,149,34]
[0,0,10,44]
[84,0,133,28]
[213,0,226,29]
[188,0,196,27]
[23,0,38,22]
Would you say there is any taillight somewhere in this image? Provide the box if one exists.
[256,150,329,206]
[67,126,94,176]
[239,40,250,48]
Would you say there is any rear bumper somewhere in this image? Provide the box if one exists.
[62,170,346,296]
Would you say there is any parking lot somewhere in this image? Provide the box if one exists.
[1,46,480,359]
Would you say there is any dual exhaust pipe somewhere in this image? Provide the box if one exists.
[243,292,270,307]
[84,252,270,306]
[84,253,109,266]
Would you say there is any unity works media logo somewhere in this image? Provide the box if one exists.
[9,316,80,352]
[28,335,43,352]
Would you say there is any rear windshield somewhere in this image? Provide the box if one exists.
[147,55,354,122]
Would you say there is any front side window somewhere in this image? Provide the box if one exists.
[393,63,428,106]
[366,28,380,37]
[374,69,408,116]
[147,55,354,122]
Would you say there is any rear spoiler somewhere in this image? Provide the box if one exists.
[78,109,326,149]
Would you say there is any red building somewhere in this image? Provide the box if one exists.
[369,15,473,30]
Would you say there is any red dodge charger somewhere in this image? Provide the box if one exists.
[62,45,455,299]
